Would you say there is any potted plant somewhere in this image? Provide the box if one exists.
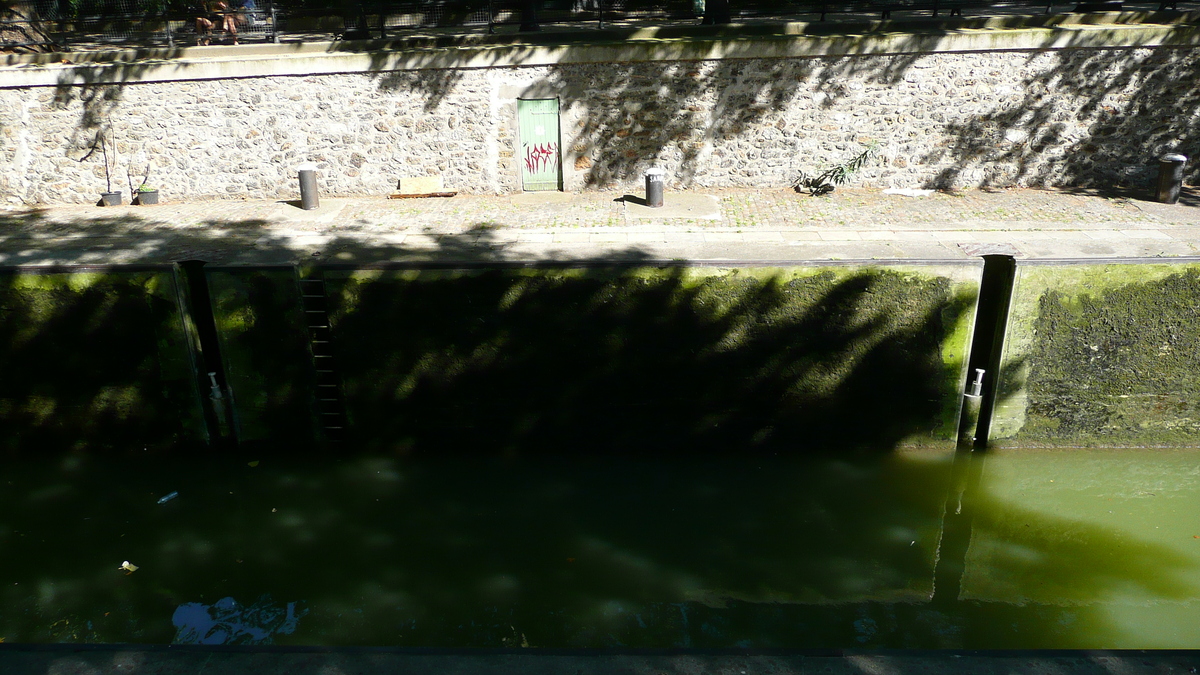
[129,161,159,205]
[98,130,122,206]
[134,183,159,205]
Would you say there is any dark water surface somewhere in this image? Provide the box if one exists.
[2,448,1198,648]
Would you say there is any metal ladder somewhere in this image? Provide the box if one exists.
[298,272,347,442]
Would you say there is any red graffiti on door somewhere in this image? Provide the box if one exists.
[524,143,558,174]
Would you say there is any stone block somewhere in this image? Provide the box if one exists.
[397,175,444,194]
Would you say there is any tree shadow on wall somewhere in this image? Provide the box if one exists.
[205,267,323,445]
[0,268,204,455]
[346,21,1200,191]
[36,17,1200,198]
[558,50,929,188]
[349,27,938,186]
[327,265,973,455]
[0,209,658,455]
[921,45,1200,190]
[49,50,188,173]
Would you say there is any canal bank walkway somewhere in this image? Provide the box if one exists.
[2,185,1200,266]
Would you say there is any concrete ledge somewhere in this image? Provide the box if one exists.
[4,15,1200,88]
[1,646,1198,675]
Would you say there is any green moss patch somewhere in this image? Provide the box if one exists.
[207,268,317,444]
[995,263,1200,447]
[0,270,204,453]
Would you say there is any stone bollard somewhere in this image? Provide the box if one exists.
[644,168,666,208]
[1157,153,1187,205]
[298,165,320,210]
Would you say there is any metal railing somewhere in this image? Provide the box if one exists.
[1,0,277,49]
[2,0,1195,51]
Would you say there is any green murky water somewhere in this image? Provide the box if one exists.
[1,447,1198,648]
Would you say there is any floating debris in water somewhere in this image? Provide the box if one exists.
[119,561,139,575]
[157,491,179,504]
[247,461,260,467]
[172,595,307,645]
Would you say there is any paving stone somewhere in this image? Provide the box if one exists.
[2,187,1200,265]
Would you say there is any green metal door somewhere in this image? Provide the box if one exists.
[518,98,561,191]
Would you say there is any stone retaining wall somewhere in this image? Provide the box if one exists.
[1,22,1199,204]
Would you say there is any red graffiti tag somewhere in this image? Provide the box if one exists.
[524,143,558,174]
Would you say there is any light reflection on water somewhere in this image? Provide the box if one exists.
[1,448,1198,648]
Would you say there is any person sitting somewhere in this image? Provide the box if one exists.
[237,0,261,26]
[195,0,238,46]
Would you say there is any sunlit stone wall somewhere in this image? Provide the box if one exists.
[1,31,1197,204]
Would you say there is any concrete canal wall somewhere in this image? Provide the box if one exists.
[320,264,978,454]
[992,262,1200,447]
[0,267,206,453]
[4,259,1200,453]
[1,16,1200,204]
[0,263,980,453]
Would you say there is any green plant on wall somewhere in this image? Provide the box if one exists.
[792,141,881,196]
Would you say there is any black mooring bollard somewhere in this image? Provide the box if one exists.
[644,168,665,208]
[298,167,319,210]
[1157,153,1187,205]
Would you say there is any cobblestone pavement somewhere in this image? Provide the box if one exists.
[2,186,1199,266]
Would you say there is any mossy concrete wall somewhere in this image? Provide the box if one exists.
[0,269,205,452]
[206,267,318,444]
[12,261,1200,453]
[324,264,980,454]
[992,262,1200,448]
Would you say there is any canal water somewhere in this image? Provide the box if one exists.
[2,446,1197,648]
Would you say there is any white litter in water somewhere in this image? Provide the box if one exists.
[884,188,936,197]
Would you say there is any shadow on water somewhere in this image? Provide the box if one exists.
[1,447,1198,649]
